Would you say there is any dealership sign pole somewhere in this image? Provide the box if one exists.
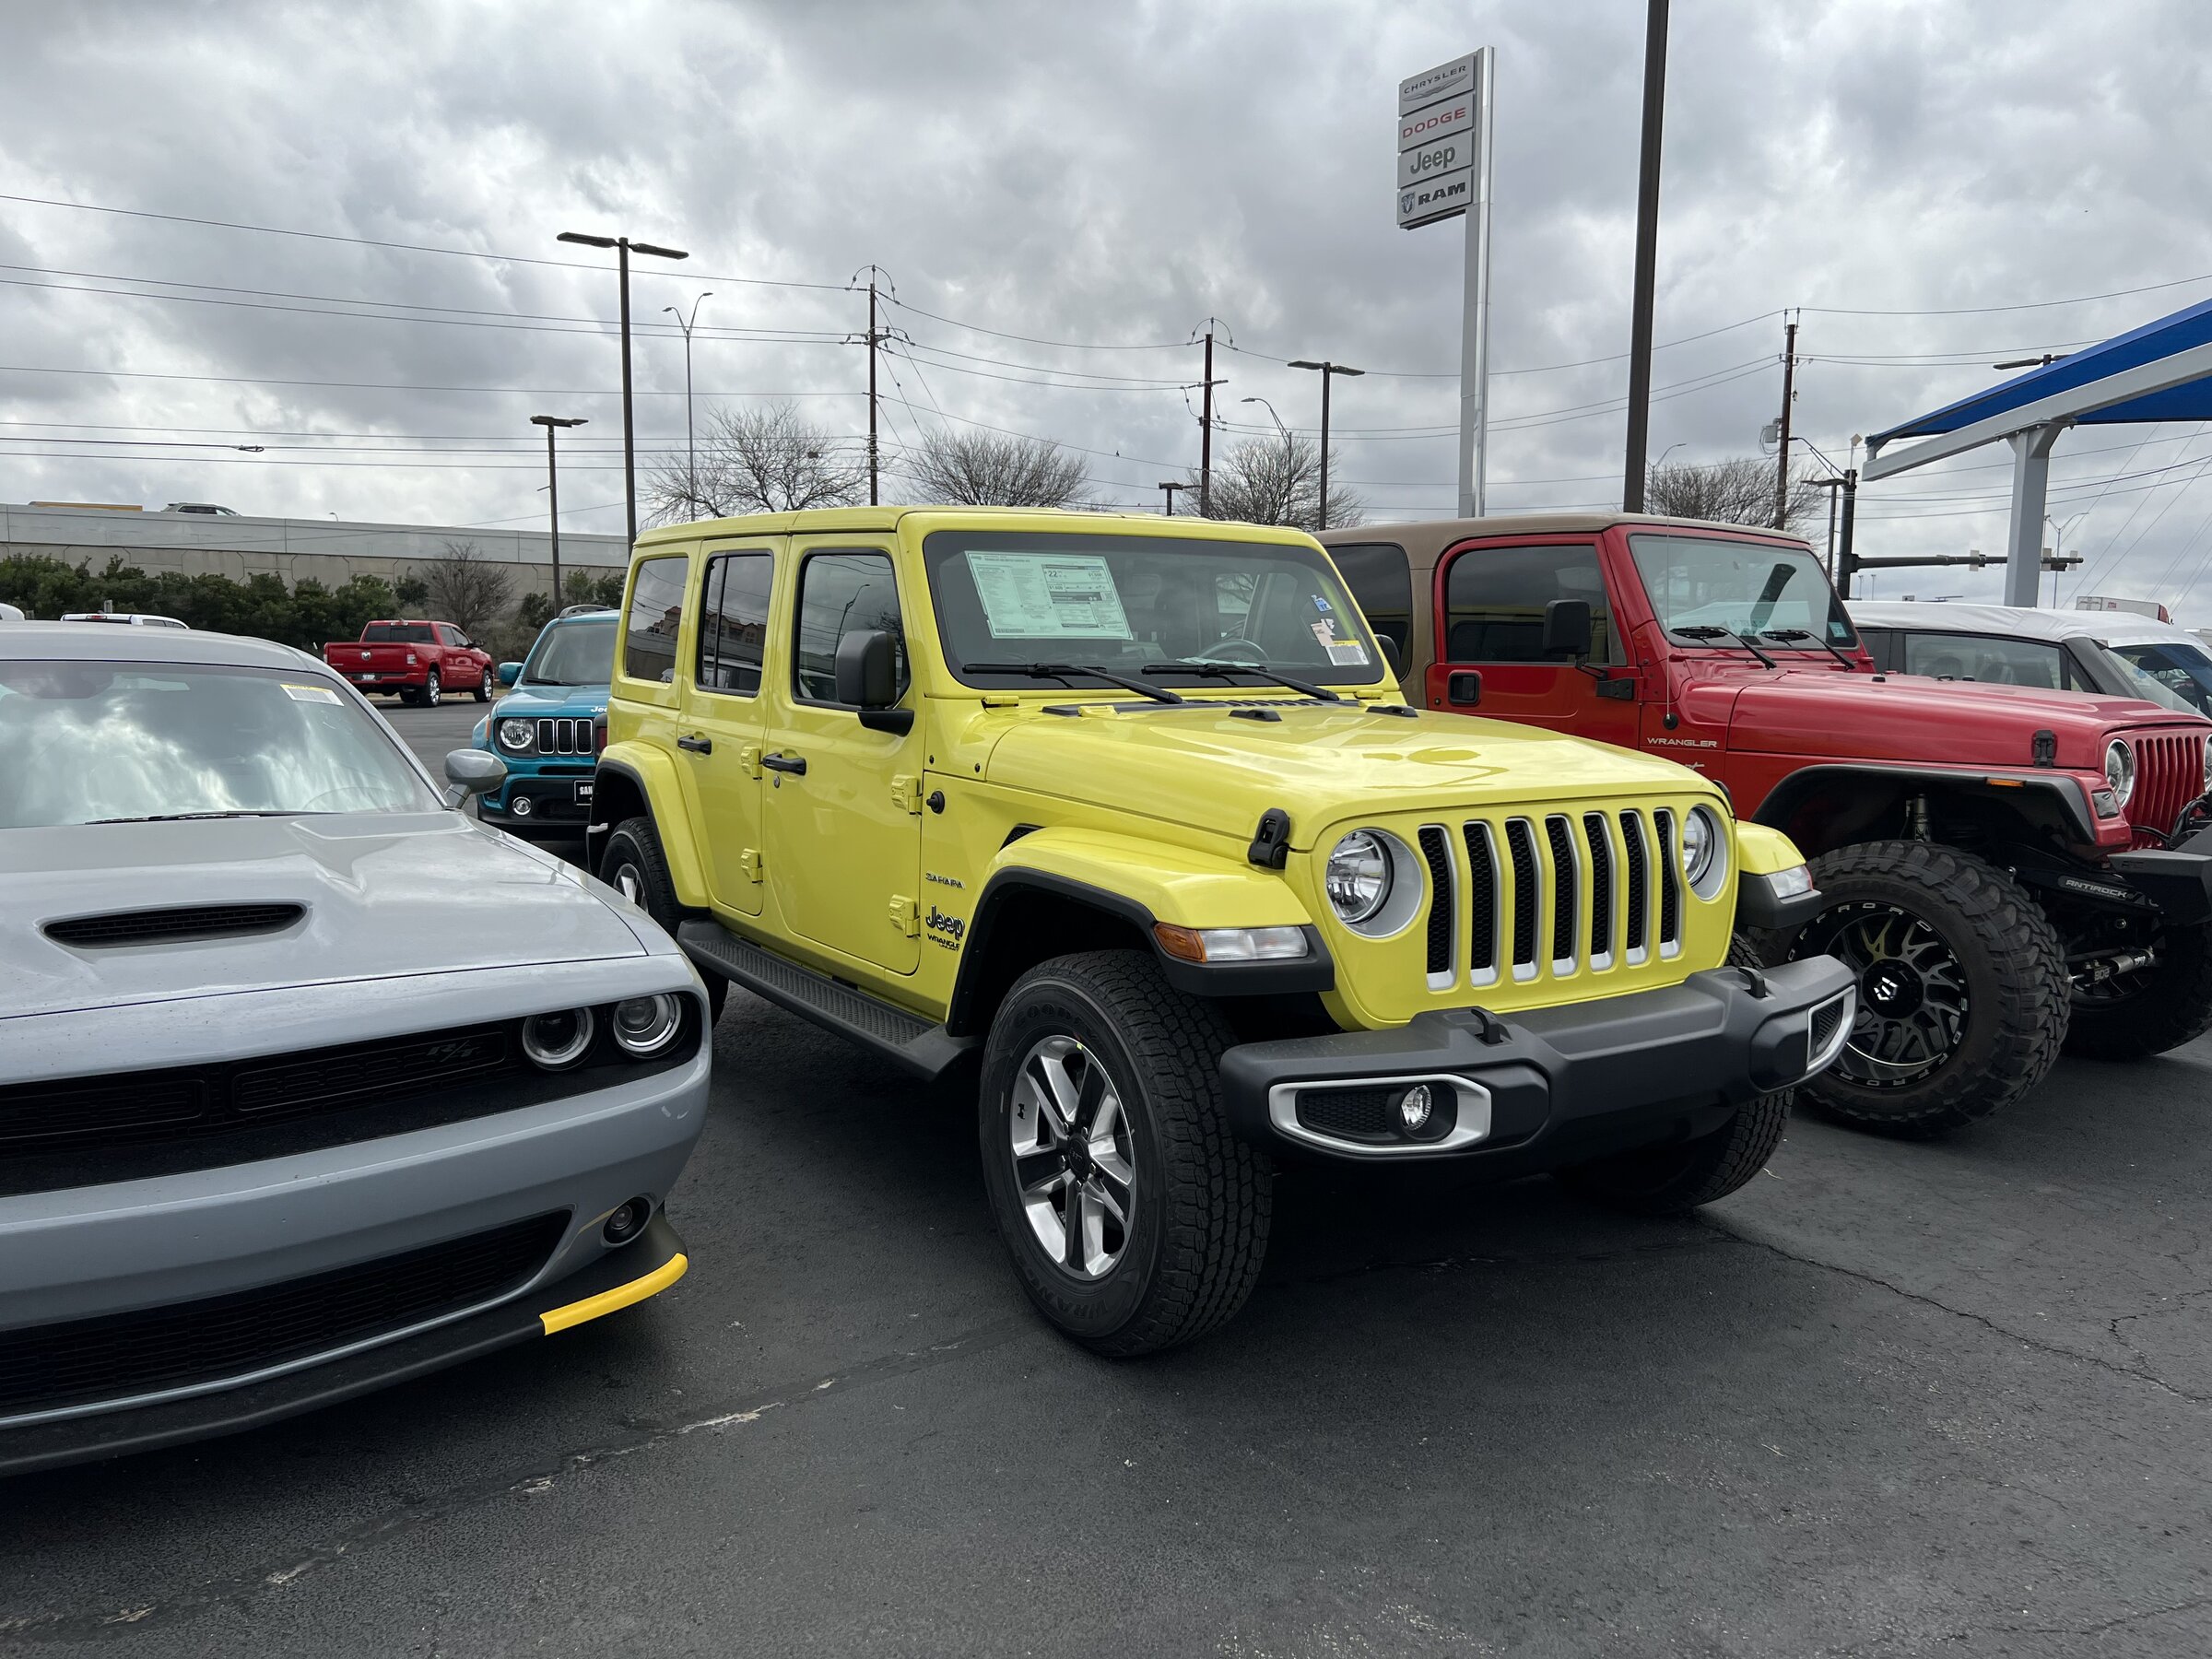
[1398,46,1495,518]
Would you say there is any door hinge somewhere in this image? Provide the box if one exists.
[889,895,919,936]
[891,773,924,814]
[738,848,764,884]
[739,743,764,779]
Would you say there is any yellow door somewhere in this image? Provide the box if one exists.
[677,541,781,917]
[760,541,924,974]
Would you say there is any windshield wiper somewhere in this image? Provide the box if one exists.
[1760,628,1857,670]
[1141,661,1347,702]
[961,661,1187,705]
[1674,624,1778,669]
[87,810,310,825]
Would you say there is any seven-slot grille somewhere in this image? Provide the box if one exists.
[1420,807,1685,990]
[535,717,599,756]
[2126,731,2206,841]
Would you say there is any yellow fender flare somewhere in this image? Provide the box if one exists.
[985,826,1314,930]
[598,739,712,910]
[1735,819,1810,877]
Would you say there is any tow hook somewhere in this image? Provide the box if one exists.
[2070,948,2158,987]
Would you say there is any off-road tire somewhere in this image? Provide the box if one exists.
[602,815,726,1024]
[421,668,441,708]
[2065,919,2212,1061]
[1758,841,2066,1139]
[978,950,1270,1357]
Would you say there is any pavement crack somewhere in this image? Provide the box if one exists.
[1706,1220,2212,1407]
[0,1317,1026,1644]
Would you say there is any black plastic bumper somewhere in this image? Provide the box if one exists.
[0,1215,687,1479]
[2111,826,2212,925]
[1218,957,1854,1171]
[481,769,596,836]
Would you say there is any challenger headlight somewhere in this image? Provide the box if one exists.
[521,1007,594,1069]
[2104,738,2136,808]
[610,994,684,1057]
[1325,830,1392,925]
[497,717,535,752]
[1680,806,1729,900]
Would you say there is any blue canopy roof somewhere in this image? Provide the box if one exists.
[1869,293,2212,445]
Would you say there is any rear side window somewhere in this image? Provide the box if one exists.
[1901,632,2065,689]
[1327,542,1413,660]
[794,551,906,704]
[697,551,774,697]
[622,555,692,685]
[1441,543,1619,665]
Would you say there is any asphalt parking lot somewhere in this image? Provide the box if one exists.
[6,703,2206,1656]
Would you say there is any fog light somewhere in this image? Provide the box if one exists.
[511,794,534,818]
[610,993,683,1056]
[522,1007,594,1069]
[603,1195,652,1245]
[1397,1083,1434,1135]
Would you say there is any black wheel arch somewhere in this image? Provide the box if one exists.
[586,759,653,876]
[1753,763,2097,859]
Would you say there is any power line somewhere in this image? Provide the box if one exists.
[0,362,870,397]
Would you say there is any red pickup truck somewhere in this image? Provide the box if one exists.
[323,620,493,707]
[1323,512,2212,1140]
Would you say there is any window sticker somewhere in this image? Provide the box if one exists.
[965,551,1133,640]
[282,683,343,704]
[1325,641,1371,666]
[1309,620,1336,649]
[1311,593,1335,614]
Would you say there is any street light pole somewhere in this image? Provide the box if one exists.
[663,292,712,512]
[558,229,688,547]
[530,415,589,606]
[1158,480,1189,516]
[1288,360,1365,530]
[1621,0,1671,512]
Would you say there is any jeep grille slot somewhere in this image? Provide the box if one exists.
[1461,821,1499,982]
[1653,809,1683,955]
[1544,816,1579,973]
[1504,818,1542,979]
[1417,826,1455,983]
[535,717,598,757]
[1583,813,1616,970]
[1620,811,1651,959]
[2129,732,2202,841]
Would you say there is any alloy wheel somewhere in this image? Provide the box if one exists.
[1007,1034,1135,1278]
[1798,900,1971,1088]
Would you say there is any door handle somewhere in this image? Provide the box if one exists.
[677,734,712,755]
[762,752,807,775]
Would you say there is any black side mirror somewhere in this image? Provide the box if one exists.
[1541,599,1594,660]
[1376,634,1405,682]
[1446,669,1482,707]
[835,629,912,735]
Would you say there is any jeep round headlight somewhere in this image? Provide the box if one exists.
[2105,738,2136,808]
[521,1007,594,1069]
[497,718,535,752]
[1679,806,1728,899]
[2201,734,2211,796]
[1325,830,1392,925]
[610,994,683,1057]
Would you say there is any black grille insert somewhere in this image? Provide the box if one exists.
[1655,811,1682,946]
[1545,817,1577,967]
[0,1212,566,1418]
[1505,819,1540,968]
[1417,827,1454,977]
[1583,813,1614,961]
[1621,811,1650,955]
[43,904,304,948]
[1295,1088,1397,1143]
[1462,823,1497,975]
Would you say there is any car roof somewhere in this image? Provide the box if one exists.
[0,622,324,670]
[1315,512,1814,569]
[632,504,1323,547]
[1847,600,2207,650]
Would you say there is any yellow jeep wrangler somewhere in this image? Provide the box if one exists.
[589,508,1853,1354]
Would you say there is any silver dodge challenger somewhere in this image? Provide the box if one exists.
[0,625,712,1475]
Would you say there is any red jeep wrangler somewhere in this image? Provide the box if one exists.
[1321,512,2212,1137]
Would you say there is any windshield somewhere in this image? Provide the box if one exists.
[1630,534,1856,647]
[362,622,435,643]
[521,618,617,687]
[2109,640,2212,715]
[0,662,438,829]
[922,531,1384,688]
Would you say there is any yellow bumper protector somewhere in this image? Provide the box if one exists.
[539,1252,688,1335]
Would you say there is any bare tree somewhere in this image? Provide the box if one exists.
[1189,432,1363,531]
[905,428,1088,507]
[417,539,512,635]
[645,401,866,521]
[1646,455,1824,534]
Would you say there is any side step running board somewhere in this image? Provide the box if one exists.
[676,920,979,1081]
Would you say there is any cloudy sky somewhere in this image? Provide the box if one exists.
[4,0,2212,614]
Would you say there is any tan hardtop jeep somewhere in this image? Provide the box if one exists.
[589,506,1853,1353]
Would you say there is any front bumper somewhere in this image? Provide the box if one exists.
[0,1215,688,1477]
[1219,956,1854,1167]
[2108,824,2212,925]
[481,764,596,835]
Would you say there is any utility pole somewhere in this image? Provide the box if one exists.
[853,265,895,507]
[1620,0,1670,512]
[1158,480,1189,516]
[1774,315,1798,529]
[1193,318,1231,517]
[1288,359,1365,530]
[530,415,588,606]
[557,229,688,547]
[1835,468,1860,597]
[664,292,712,512]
